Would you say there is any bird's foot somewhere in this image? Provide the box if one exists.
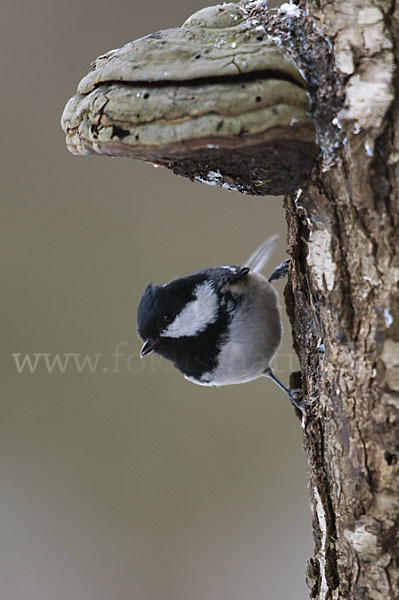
[268,259,290,282]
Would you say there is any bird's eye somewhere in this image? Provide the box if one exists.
[163,314,172,325]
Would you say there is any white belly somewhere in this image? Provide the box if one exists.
[188,272,282,386]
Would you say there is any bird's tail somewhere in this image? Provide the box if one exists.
[244,235,279,273]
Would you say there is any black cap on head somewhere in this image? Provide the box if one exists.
[137,275,202,342]
[137,283,162,341]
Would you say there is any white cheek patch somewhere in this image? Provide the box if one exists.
[162,281,218,338]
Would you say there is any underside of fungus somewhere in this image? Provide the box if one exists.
[61,2,318,195]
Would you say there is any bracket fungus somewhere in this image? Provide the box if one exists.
[61,2,318,195]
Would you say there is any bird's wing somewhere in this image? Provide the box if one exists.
[243,234,279,273]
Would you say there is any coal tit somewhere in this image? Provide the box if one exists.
[137,235,302,407]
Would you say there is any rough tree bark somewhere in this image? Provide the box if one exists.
[278,1,399,598]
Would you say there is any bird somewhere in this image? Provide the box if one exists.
[137,235,302,408]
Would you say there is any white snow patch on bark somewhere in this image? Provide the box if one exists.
[279,3,301,18]
[344,520,378,559]
[338,59,395,129]
[308,229,336,292]
[321,3,394,130]
[314,487,329,600]
[383,308,393,329]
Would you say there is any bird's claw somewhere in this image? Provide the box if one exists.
[288,388,309,413]
[268,258,290,282]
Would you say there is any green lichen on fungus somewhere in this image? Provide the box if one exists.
[61,1,318,195]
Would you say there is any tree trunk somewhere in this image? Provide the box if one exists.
[278,0,399,598]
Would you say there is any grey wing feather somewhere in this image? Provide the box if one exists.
[244,235,279,273]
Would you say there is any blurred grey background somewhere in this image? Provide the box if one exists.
[1,0,312,599]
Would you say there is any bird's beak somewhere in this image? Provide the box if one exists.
[140,338,156,357]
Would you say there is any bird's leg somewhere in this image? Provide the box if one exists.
[263,367,305,412]
[268,258,290,282]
